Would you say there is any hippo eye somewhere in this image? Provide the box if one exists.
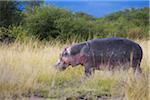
[61,51,68,57]
[63,52,68,56]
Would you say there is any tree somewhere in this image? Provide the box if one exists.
[0,0,23,27]
[21,0,44,13]
[75,12,95,20]
[24,6,72,40]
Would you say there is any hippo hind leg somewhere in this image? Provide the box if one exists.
[132,59,142,74]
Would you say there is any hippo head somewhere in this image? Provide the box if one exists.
[55,43,87,71]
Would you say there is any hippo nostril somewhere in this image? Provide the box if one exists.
[61,66,67,70]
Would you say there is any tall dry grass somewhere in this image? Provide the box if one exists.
[0,40,149,99]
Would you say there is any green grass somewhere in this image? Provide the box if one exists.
[0,40,149,100]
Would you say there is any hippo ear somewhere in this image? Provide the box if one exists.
[65,47,71,56]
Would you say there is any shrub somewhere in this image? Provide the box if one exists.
[0,27,15,44]
[0,26,29,44]
[10,26,29,42]
[24,6,72,41]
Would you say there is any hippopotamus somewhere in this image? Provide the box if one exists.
[55,38,143,77]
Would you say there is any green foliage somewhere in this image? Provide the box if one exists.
[0,27,15,44]
[99,8,149,39]
[20,0,44,14]
[0,1,23,27]
[10,26,29,42]
[0,1,149,43]
[0,26,28,44]
[55,17,96,42]
[75,12,95,20]
[24,6,72,41]
[24,6,149,42]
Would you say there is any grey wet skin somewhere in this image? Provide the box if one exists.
[55,38,143,77]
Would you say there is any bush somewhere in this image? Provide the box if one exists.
[24,6,72,41]
[0,27,15,44]
[55,17,96,42]
[10,26,29,42]
[21,7,149,42]
[0,26,29,44]
[0,1,24,27]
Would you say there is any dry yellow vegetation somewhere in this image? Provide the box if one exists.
[0,40,149,99]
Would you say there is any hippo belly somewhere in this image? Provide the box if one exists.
[93,48,131,70]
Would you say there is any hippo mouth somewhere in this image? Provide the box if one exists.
[54,62,70,71]
[59,66,67,71]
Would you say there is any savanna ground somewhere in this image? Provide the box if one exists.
[0,39,149,100]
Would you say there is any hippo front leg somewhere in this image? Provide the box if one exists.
[84,65,95,78]
[84,67,92,77]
